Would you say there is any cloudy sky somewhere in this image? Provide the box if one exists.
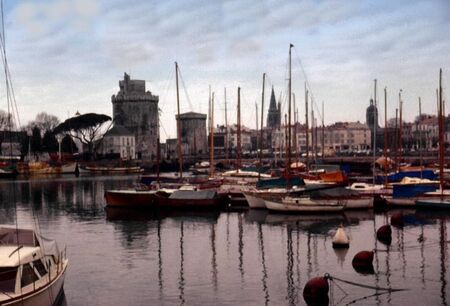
[2,0,450,140]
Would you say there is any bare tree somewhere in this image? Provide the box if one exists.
[25,112,60,134]
[0,109,15,130]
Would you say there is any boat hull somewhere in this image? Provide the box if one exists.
[243,193,266,209]
[416,198,450,209]
[105,190,157,207]
[154,193,226,209]
[265,198,344,213]
[3,261,68,306]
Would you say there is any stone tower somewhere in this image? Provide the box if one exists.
[266,87,281,128]
[111,73,159,160]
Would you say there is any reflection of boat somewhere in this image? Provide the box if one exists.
[105,206,220,222]
[0,227,68,306]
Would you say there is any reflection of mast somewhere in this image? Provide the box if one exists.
[439,218,447,305]
[178,221,185,305]
[210,223,218,291]
[257,224,269,305]
[307,232,312,279]
[157,220,163,296]
[238,213,244,280]
[420,224,425,287]
[286,226,295,305]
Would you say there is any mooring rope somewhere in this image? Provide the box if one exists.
[324,273,408,292]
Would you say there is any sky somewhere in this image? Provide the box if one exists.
[2,0,450,140]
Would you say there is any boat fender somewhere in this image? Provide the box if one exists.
[303,276,329,305]
[390,213,404,227]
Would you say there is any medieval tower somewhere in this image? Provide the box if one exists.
[111,73,159,160]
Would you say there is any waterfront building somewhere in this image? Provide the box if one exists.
[100,125,136,160]
[111,73,159,160]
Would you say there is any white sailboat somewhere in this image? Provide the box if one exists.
[0,228,68,305]
[0,3,69,304]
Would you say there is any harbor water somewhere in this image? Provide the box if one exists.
[0,175,449,305]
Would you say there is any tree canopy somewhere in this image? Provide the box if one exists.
[53,113,112,159]
[25,112,60,133]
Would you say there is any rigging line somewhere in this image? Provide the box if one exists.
[177,67,194,112]
[1,2,23,304]
[292,47,324,122]
[325,274,408,292]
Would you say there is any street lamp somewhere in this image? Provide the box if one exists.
[56,134,62,162]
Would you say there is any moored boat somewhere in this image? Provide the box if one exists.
[154,190,227,209]
[0,227,68,306]
[265,196,344,213]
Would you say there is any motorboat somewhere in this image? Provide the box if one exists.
[0,227,68,306]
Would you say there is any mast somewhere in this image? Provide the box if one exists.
[284,114,288,168]
[321,101,324,159]
[236,87,241,171]
[259,73,265,180]
[384,87,388,187]
[372,79,377,185]
[438,69,444,193]
[305,83,309,170]
[419,97,423,178]
[288,44,293,174]
[311,102,315,164]
[399,90,403,161]
[224,88,229,168]
[175,62,183,178]
[394,108,398,170]
[293,93,299,166]
[210,92,214,177]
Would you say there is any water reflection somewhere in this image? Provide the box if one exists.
[0,176,448,305]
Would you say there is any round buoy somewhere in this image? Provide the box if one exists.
[332,225,350,248]
[390,212,404,227]
[376,225,392,245]
[352,250,374,266]
[303,277,329,305]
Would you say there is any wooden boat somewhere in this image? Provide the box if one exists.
[265,196,344,212]
[80,165,143,174]
[0,227,68,306]
[17,162,77,175]
[154,190,227,209]
[104,189,158,207]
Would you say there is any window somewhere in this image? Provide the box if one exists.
[0,267,18,292]
[21,263,39,288]
[32,259,47,278]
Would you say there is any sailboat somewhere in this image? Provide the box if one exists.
[153,62,226,209]
[0,3,68,304]
[416,69,450,209]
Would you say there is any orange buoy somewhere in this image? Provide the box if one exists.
[390,212,404,227]
[303,277,329,305]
